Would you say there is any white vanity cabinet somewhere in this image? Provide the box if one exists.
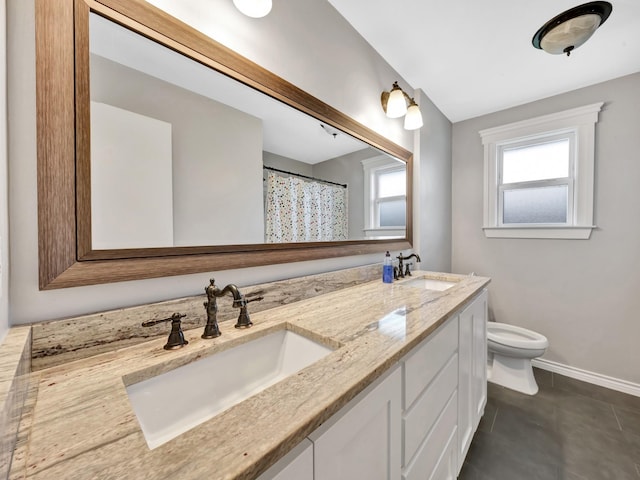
[309,366,402,480]
[457,289,488,473]
[258,365,401,480]
[259,288,487,480]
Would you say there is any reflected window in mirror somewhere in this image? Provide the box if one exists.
[377,167,406,227]
[362,156,407,238]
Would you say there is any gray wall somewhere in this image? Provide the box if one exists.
[414,90,452,272]
[7,0,445,325]
[263,152,313,177]
[0,0,7,341]
[452,72,640,384]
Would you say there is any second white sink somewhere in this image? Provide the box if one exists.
[400,277,457,291]
[126,328,334,449]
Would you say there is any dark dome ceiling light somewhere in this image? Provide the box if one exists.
[532,1,613,56]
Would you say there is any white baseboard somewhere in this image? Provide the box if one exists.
[532,358,640,398]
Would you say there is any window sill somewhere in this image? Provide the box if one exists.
[363,227,406,238]
[482,226,595,239]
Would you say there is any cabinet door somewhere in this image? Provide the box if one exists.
[457,303,473,468]
[457,289,488,473]
[310,366,401,480]
[471,290,488,422]
[257,439,313,480]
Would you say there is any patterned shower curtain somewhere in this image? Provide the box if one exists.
[265,172,348,243]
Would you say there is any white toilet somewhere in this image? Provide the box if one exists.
[487,322,548,395]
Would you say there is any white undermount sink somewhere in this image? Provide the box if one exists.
[125,328,334,449]
[399,277,458,291]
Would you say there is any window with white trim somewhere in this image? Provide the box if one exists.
[362,156,406,238]
[480,102,602,239]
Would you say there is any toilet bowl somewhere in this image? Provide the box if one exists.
[487,322,548,395]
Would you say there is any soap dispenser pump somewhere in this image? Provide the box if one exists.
[383,251,393,283]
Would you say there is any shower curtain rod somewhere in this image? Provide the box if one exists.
[263,165,347,188]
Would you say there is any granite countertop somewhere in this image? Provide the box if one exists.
[12,271,490,480]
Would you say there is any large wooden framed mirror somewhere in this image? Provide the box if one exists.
[36,0,413,289]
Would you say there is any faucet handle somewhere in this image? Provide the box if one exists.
[142,313,188,350]
[141,312,186,327]
[234,293,264,308]
[404,262,413,277]
[234,295,263,329]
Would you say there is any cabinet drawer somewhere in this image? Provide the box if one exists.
[403,353,458,466]
[428,424,457,480]
[403,318,458,410]
[402,390,458,480]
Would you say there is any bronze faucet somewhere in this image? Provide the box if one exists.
[202,279,264,338]
[395,252,422,279]
[142,313,188,350]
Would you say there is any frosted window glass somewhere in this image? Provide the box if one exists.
[378,170,406,197]
[502,139,569,184]
[379,199,406,227]
[503,185,568,224]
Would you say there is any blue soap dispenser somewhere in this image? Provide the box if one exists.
[383,251,393,283]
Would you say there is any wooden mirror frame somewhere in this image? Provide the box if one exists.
[36,0,413,290]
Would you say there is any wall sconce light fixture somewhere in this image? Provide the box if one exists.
[233,0,272,18]
[532,1,612,56]
[381,82,423,130]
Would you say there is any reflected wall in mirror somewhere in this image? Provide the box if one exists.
[88,13,406,248]
[35,0,413,289]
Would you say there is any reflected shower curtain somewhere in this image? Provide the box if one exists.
[265,172,348,243]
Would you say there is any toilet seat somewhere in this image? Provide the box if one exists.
[488,322,548,350]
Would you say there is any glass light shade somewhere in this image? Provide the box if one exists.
[386,87,408,118]
[540,13,601,54]
[233,0,272,18]
[404,104,423,130]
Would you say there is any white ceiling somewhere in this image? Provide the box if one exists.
[328,0,640,122]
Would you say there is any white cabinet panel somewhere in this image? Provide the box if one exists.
[402,391,458,480]
[257,439,313,480]
[457,289,488,473]
[457,304,473,465]
[403,318,458,410]
[428,427,458,480]
[310,366,401,480]
[472,291,488,422]
[403,353,458,466]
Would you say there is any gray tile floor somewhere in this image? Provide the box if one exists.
[460,368,640,480]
